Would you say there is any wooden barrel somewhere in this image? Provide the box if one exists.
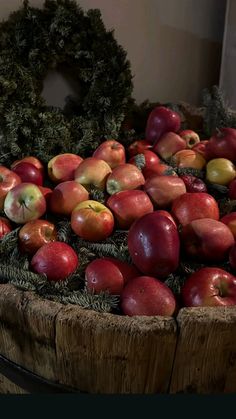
[0,283,236,393]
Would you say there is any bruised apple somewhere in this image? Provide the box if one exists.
[128,212,180,279]
[18,219,57,254]
[171,192,219,226]
[107,190,153,229]
[144,175,186,208]
[121,276,176,316]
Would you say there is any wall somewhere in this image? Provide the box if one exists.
[1,0,226,106]
[220,0,236,109]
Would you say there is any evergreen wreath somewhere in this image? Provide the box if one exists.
[0,0,133,165]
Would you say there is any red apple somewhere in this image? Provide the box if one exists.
[154,210,177,227]
[229,179,236,200]
[31,241,79,282]
[107,190,153,229]
[144,175,186,208]
[153,132,186,159]
[38,186,53,204]
[18,219,57,254]
[142,162,176,179]
[101,257,141,284]
[0,166,21,210]
[179,129,200,149]
[171,192,220,226]
[74,157,112,190]
[106,163,145,195]
[145,106,181,144]
[0,217,12,239]
[4,183,46,224]
[11,156,44,177]
[71,200,114,241]
[229,243,236,271]
[129,150,160,171]
[128,212,180,279]
[49,181,89,216]
[221,213,236,239]
[128,140,152,157]
[93,140,126,168]
[181,267,236,307]
[85,258,125,295]
[48,153,83,183]
[179,175,207,193]
[11,162,43,186]
[121,276,176,316]
[192,140,209,159]
[205,128,236,162]
[181,218,234,262]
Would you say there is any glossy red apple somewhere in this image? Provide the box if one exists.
[11,162,43,186]
[221,212,236,239]
[145,106,181,144]
[0,217,12,239]
[142,162,176,179]
[0,166,21,210]
[128,212,180,279]
[48,153,83,183]
[106,163,145,195]
[31,241,79,282]
[121,276,176,316]
[154,210,177,227]
[38,186,53,204]
[85,258,125,295]
[128,150,160,172]
[11,156,44,177]
[205,128,236,162]
[179,129,200,149]
[101,258,141,284]
[144,175,186,208]
[181,267,236,307]
[4,183,46,224]
[18,219,57,254]
[192,140,209,159]
[171,192,220,226]
[71,200,114,241]
[128,139,152,157]
[74,157,112,190]
[153,132,186,159]
[93,140,126,168]
[181,218,234,262]
[49,181,89,216]
[179,175,207,193]
[107,190,153,229]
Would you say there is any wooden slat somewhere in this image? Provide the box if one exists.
[170,306,236,393]
[0,373,27,394]
[0,284,177,394]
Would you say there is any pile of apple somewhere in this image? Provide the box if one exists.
[1,104,236,317]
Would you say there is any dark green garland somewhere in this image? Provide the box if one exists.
[0,0,133,165]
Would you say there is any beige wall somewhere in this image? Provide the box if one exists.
[1,0,226,105]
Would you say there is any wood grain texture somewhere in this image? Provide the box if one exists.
[170,306,236,393]
[0,284,177,394]
[0,373,27,394]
